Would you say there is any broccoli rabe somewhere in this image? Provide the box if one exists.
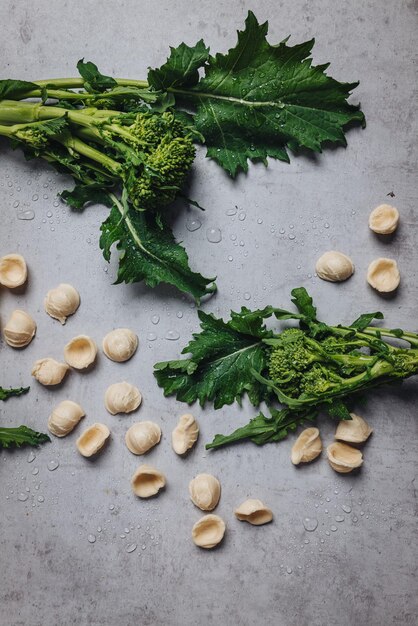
[154,288,418,449]
[0,106,195,212]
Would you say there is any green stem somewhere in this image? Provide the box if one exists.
[363,327,418,348]
[32,78,149,89]
[0,100,121,125]
[56,134,121,174]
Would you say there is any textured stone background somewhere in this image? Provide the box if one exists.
[0,1,417,625]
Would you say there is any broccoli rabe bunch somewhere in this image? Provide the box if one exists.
[154,287,418,449]
[0,103,195,212]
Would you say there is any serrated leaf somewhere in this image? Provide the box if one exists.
[0,425,50,448]
[77,59,117,93]
[148,40,210,91]
[168,11,364,175]
[0,386,30,401]
[154,307,274,408]
[61,183,113,211]
[0,79,38,100]
[99,192,215,301]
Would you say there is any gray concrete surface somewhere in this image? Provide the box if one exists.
[1,1,417,625]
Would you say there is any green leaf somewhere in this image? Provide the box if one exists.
[290,287,318,321]
[0,425,50,449]
[172,11,364,176]
[154,307,274,408]
[0,79,38,100]
[99,192,215,301]
[77,59,118,93]
[350,311,384,330]
[206,407,317,449]
[0,386,30,401]
[61,183,113,211]
[148,40,210,91]
[326,399,352,420]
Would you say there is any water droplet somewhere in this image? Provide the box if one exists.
[206,227,222,243]
[124,527,130,534]
[176,311,183,319]
[342,504,351,514]
[151,315,160,325]
[126,543,137,553]
[289,224,294,229]
[27,451,36,463]
[32,467,39,475]
[360,511,365,516]
[257,218,263,224]
[226,207,237,216]
[186,217,202,232]
[47,460,59,471]
[244,292,251,301]
[18,493,28,502]
[13,200,20,209]
[97,526,102,533]
[46,210,53,218]
[286,567,292,574]
[230,234,237,241]
[37,495,44,503]
[304,539,310,544]
[303,517,318,532]
[147,332,157,341]
[142,544,146,550]
[32,194,39,201]
[279,228,285,234]
[165,330,180,341]
[227,255,233,262]
[324,222,330,229]
[238,212,246,222]
[87,534,96,543]
[335,515,345,523]
[352,516,358,523]
[330,525,338,532]
[288,233,295,240]
[109,504,115,511]
[53,200,59,207]
[17,209,35,220]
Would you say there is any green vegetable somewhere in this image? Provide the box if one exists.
[0,11,364,299]
[0,385,30,401]
[0,384,50,448]
[154,288,418,449]
[0,426,50,449]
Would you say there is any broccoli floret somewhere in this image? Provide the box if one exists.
[299,364,334,395]
[94,111,195,210]
[14,127,49,149]
[268,329,319,383]
[124,133,195,210]
[392,350,418,377]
